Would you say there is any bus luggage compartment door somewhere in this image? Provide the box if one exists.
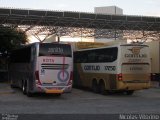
[122,63,150,82]
[121,63,150,90]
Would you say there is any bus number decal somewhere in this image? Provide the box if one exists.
[41,69,45,75]
[104,66,116,71]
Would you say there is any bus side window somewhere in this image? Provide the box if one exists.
[96,47,118,63]
[74,52,84,63]
[10,47,31,63]
[88,51,96,63]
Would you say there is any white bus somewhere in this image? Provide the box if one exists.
[9,42,73,96]
[74,43,151,95]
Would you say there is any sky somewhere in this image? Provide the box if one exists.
[0,0,160,17]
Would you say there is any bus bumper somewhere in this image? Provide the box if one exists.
[35,84,72,94]
[45,89,63,94]
[63,85,72,93]
[117,81,151,90]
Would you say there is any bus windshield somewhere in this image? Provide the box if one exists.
[39,43,72,57]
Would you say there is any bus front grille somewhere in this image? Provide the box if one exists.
[41,64,69,70]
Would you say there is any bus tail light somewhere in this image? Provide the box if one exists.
[117,73,123,81]
[150,73,152,80]
[151,73,155,81]
[35,71,41,85]
[68,71,73,85]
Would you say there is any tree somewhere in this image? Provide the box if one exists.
[0,25,28,55]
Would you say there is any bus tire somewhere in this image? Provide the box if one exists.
[22,81,27,95]
[126,90,134,95]
[27,92,33,97]
[54,93,62,97]
[92,80,99,93]
[10,80,17,88]
[26,81,33,97]
[99,81,106,95]
[10,84,16,88]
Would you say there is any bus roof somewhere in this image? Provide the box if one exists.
[120,44,149,47]
[75,43,149,52]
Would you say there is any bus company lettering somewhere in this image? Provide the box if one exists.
[105,66,116,71]
[125,54,147,58]
[48,47,63,53]
[130,66,142,71]
[84,65,100,71]
[43,58,54,63]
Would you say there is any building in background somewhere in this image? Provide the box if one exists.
[94,6,124,43]
[94,6,123,15]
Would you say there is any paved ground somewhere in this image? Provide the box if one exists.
[0,83,160,120]
[0,83,15,94]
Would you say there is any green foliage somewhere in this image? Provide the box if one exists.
[0,25,28,54]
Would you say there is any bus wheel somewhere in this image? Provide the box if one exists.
[11,84,16,88]
[27,92,33,97]
[54,93,62,97]
[92,80,99,93]
[10,80,17,88]
[22,81,27,95]
[126,90,134,95]
[26,82,33,97]
[99,81,106,95]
